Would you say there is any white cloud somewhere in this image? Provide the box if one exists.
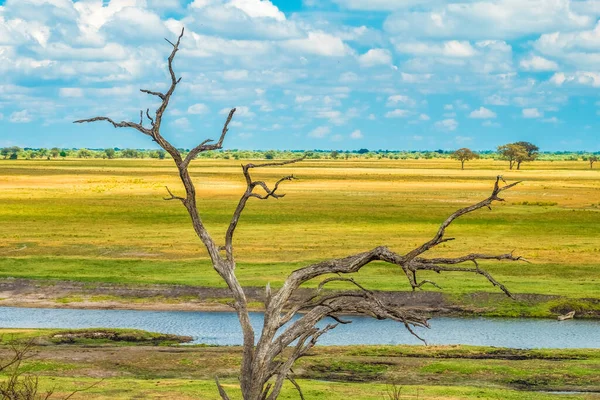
[435,118,458,131]
[188,103,209,114]
[522,108,543,118]
[358,48,392,67]
[549,71,600,87]
[520,55,558,71]
[485,94,509,106]
[223,69,249,80]
[285,31,351,57]
[9,110,32,123]
[384,1,593,39]
[59,87,83,97]
[227,0,286,21]
[387,94,415,107]
[419,113,430,121]
[173,117,191,130]
[394,40,476,58]
[350,129,363,139]
[220,106,255,118]
[295,95,313,103]
[332,0,437,11]
[385,109,410,118]
[542,116,561,123]
[482,120,501,127]
[308,126,331,138]
[331,134,343,141]
[469,106,496,119]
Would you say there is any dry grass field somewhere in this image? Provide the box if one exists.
[0,158,599,312]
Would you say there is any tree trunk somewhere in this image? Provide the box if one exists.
[517,161,521,170]
[461,160,465,170]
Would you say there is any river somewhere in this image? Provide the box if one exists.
[1,306,598,348]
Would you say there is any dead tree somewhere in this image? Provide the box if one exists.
[75,29,526,400]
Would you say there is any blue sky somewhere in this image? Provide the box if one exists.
[0,0,599,151]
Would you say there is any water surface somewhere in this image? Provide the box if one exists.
[1,307,598,348]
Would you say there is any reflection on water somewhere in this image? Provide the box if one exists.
[1,306,598,348]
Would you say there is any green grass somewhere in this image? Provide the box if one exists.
[0,158,599,314]
[1,329,598,399]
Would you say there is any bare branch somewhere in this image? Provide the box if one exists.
[287,376,305,400]
[183,108,237,167]
[223,156,305,261]
[163,186,185,202]
[146,109,155,127]
[140,88,166,100]
[403,176,522,261]
[73,116,152,136]
[215,377,231,400]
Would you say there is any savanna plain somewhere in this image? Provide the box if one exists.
[1,157,599,399]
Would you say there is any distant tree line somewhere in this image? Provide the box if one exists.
[2,146,599,169]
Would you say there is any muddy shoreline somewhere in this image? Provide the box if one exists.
[1,278,597,319]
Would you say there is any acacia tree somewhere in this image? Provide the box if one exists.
[497,142,538,170]
[497,143,526,170]
[589,156,598,169]
[451,148,479,170]
[75,29,525,400]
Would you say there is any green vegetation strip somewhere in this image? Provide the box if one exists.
[1,329,598,399]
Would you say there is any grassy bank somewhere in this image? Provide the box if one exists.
[0,158,599,316]
[1,328,599,399]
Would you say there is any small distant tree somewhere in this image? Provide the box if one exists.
[264,150,275,160]
[157,149,166,159]
[77,148,92,158]
[1,148,10,159]
[513,141,539,169]
[59,150,67,158]
[121,149,138,158]
[451,148,479,170]
[50,148,60,158]
[330,150,339,159]
[497,143,528,170]
[590,156,598,169]
[104,148,116,159]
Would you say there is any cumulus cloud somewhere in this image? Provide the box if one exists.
[522,108,543,118]
[387,94,415,107]
[384,0,594,40]
[385,109,410,118]
[285,32,352,57]
[435,118,458,131]
[9,110,32,123]
[469,106,496,119]
[59,87,83,97]
[394,40,476,58]
[220,106,255,117]
[358,48,392,67]
[188,103,209,114]
[350,129,363,139]
[308,126,331,138]
[520,55,558,71]
[549,71,600,87]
